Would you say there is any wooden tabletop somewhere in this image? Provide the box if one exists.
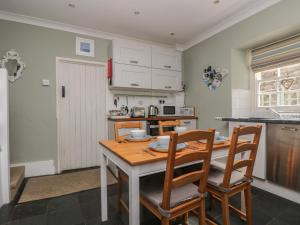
[99,138,237,166]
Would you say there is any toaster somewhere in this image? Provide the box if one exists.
[130,107,145,118]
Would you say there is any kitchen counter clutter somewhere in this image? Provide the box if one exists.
[219,117,300,124]
[108,115,198,121]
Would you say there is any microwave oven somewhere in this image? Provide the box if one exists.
[158,105,178,116]
[158,105,195,116]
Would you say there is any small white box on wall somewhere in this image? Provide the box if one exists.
[76,37,95,57]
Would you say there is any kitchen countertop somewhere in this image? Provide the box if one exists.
[108,116,198,122]
[219,117,300,124]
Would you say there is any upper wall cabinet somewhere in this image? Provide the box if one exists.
[152,69,181,91]
[113,63,151,90]
[113,39,151,67]
[151,46,182,71]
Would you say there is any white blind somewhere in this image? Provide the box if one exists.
[251,34,300,72]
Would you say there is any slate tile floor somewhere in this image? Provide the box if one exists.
[0,184,299,225]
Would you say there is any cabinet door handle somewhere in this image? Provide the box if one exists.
[130,83,139,87]
[130,60,138,64]
[281,126,298,132]
[183,121,191,125]
[164,86,172,89]
[61,86,66,98]
[164,65,171,69]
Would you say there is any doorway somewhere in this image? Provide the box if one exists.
[56,58,107,173]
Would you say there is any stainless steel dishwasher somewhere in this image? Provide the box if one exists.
[267,124,300,192]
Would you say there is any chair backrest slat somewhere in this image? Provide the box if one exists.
[232,159,253,171]
[172,171,205,188]
[174,151,209,167]
[235,143,257,154]
[114,121,143,141]
[161,129,215,210]
[159,120,180,135]
[223,125,262,188]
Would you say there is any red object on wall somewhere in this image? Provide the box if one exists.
[107,58,112,85]
[107,58,112,79]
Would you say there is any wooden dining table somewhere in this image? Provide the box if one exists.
[99,138,246,225]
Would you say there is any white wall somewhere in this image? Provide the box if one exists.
[231,89,251,118]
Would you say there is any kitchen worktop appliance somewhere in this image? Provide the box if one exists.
[148,105,159,117]
[130,106,145,118]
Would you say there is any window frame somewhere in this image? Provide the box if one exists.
[252,63,300,112]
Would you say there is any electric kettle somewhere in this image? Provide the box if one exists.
[148,105,159,117]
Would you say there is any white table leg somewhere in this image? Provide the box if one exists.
[100,148,108,222]
[129,168,140,225]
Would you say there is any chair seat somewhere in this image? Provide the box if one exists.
[141,179,200,208]
[210,160,226,171]
[208,168,247,190]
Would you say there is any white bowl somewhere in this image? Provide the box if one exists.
[130,129,146,139]
[157,136,170,147]
[214,131,220,140]
[175,126,187,134]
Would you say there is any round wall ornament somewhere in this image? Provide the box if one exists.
[0,49,26,82]
[202,66,228,91]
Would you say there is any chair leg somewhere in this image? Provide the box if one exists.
[198,198,206,225]
[183,212,189,225]
[245,186,253,225]
[117,173,122,212]
[221,195,230,225]
[208,193,215,211]
[161,217,169,225]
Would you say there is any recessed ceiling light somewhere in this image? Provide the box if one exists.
[213,0,220,4]
[68,3,76,8]
[170,33,175,36]
[134,11,140,15]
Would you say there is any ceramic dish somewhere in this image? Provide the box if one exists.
[199,136,228,145]
[148,142,187,152]
[125,135,152,142]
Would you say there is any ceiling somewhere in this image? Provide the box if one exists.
[0,0,279,48]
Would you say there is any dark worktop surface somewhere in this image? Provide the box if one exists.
[220,117,300,125]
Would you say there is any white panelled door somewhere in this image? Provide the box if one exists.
[57,59,106,172]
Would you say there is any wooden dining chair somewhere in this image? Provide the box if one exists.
[114,121,143,213]
[158,120,181,135]
[207,125,262,225]
[140,129,215,225]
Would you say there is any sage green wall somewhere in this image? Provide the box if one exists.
[183,0,300,135]
[0,20,111,165]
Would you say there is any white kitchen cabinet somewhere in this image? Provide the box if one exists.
[180,119,197,130]
[229,122,266,179]
[151,46,182,71]
[112,63,152,89]
[151,69,182,91]
[113,39,151,67]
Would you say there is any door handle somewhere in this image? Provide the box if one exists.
[62,86,65,98]
[130,60,138,64]
[130,83,139,87]
[164,65,171,69]
[281,126,298,132]
[164,86,172,89]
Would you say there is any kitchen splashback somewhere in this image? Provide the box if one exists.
[107,92,185,113]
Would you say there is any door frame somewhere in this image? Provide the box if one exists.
[55,57,108,173]
[0,68,10,206]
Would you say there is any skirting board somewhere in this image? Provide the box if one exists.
[253,178,300,204]
[11,160,55,178]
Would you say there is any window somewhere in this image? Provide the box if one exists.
[255,63,300,108]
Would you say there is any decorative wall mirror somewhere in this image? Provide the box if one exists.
[0,50,26,82]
